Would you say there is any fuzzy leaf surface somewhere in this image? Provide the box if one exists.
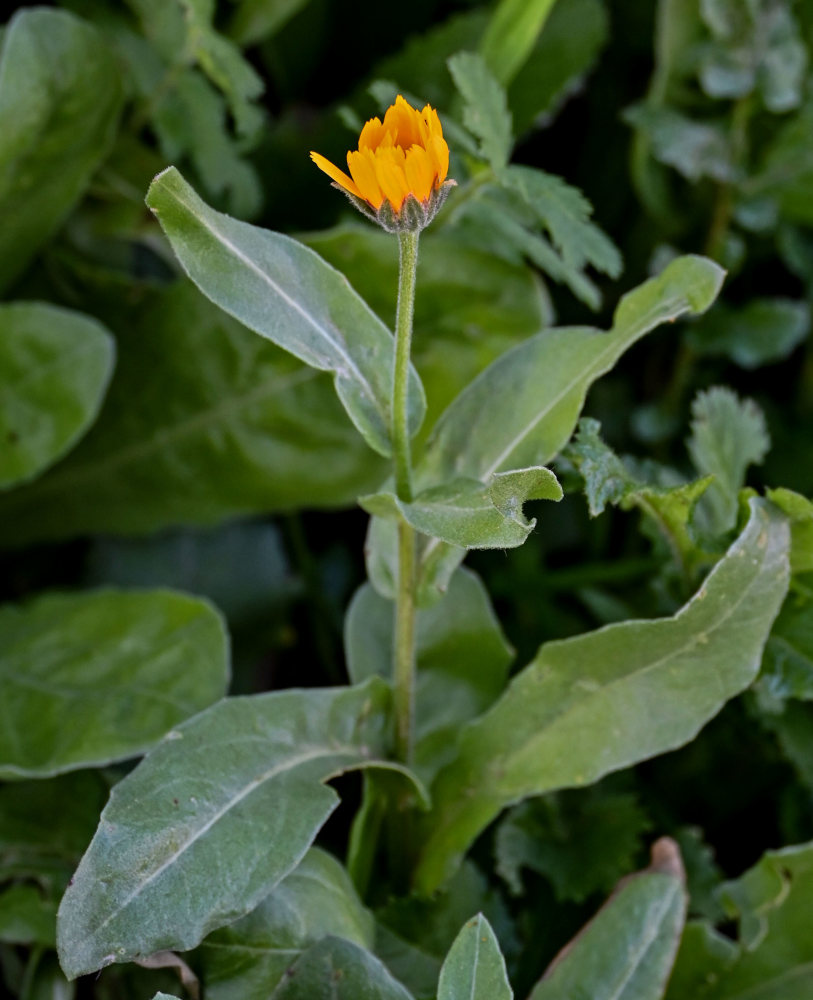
[414,499,789,891]
[437,914,512,1000]
[56,679,401,979]
[146,167,425,456]
[268,936,414,999]
[0,303,115,490]
[0,589,229,780]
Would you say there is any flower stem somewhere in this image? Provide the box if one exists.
[392,230,420,764]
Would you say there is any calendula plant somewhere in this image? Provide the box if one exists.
[3,2,813,999]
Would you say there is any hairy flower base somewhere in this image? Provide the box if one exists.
[337,178,457,233]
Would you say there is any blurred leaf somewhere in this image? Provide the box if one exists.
[760,700,813,793]
[508,0,609,134]
[758,595,813,703]
[0,8,122,293]
[0,772,107,887]
[0,284,385,547]
[528,839,687,1000]
[686,298,810,368]
[0,885,57,947]
[480,0,557,86]
[146,167,425,457]
[227,0,314,45]
[56,679,409,979]
[304,225,550,440]
[448,52,513,172]
[699,0,808,111]
[345,569,512,784]
[495,788,652,902]
[414,499,789,892]
[0,588,229,780]
[0,303,114,490]
[267,936,414,999]
[397,255,724,604]
[200,848,374,1000]
[361,466,562,550]
[750,95,813,224]
[437,914,512,1000]
[664,921,738,1000]
[766,487,813,574]
[687,387,770,536]
[624,105,734,182]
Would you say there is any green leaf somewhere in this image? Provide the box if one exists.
[0,589,229,780]
[503,166,623,282]
[152,995,182,1000]
[56,678,405,979]
[0,303,115,491]
[624,105,734,183]
[403,255,724,603]
[361,467,562,550]
[146,167,425,457]
[757,594,813,704]
[495,787,652,902]
[413,498,789,892]
[437,914,512,1000]
[480,0,558,85]
[508,0,609,134]
[0,8,122,292]
[200,848,374,999]
[663,921,739,1000]
[303,224,549,442]
[528,839,687,1000]
[766,487,813,574]
[267,936,414,999]
[0,884,57,947]
[0,284,385,547]
[345,569,512,784]
[0,772,107,887]
[227,0,314,45]
[687,388,770,536]
[686,298,810,369]
[448,52,513,172]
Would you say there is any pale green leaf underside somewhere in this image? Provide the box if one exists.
[0,303,115,490]
[437,914,513,1000]
[414,499,789,891]
[146,167,425,456]
[56,679,399,979]
[529,864,686,1000]
[0,589,229,780]
[361,466,561,549]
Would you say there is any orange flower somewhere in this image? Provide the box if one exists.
[311,96,454,232]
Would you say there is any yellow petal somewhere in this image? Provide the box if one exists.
[384,95,421,150]
[405,145,434,202]
[374,151,410,211]
[347,149,384,208]
[310,151,362,198]
[428,134,449,184]
[359,116,385,152]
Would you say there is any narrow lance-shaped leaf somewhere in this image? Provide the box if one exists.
[529,838,687,1000]
[146,167,425,456]
[370,254,724,603]
[360,466,562,550]
[413,498,789,892]
[437,914,513,1000]
[480,0,558,85]
[0,303,115,490]
[56,678,418,980]
[0,589,229,780]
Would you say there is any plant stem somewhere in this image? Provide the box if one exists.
[392,230,420,764]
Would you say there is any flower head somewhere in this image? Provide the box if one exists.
[310,96,455,233]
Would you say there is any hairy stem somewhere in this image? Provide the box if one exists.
[392,230,420,764]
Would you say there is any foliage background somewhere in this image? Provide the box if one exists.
[2,0,813,997]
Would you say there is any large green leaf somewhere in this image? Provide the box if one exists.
[529,839,687,1000]
[437,914,512,1000]
[0,303,114,490]
[413,498,789,892]
[146,167,425,456]
[0,284,384,547]
[268,936,414,999]
[56,679,406,979]
[345,568,512,784]
[368,255,725,604]
[0,8,122,292]
[0,589,229,780]
[200,847,374,999]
